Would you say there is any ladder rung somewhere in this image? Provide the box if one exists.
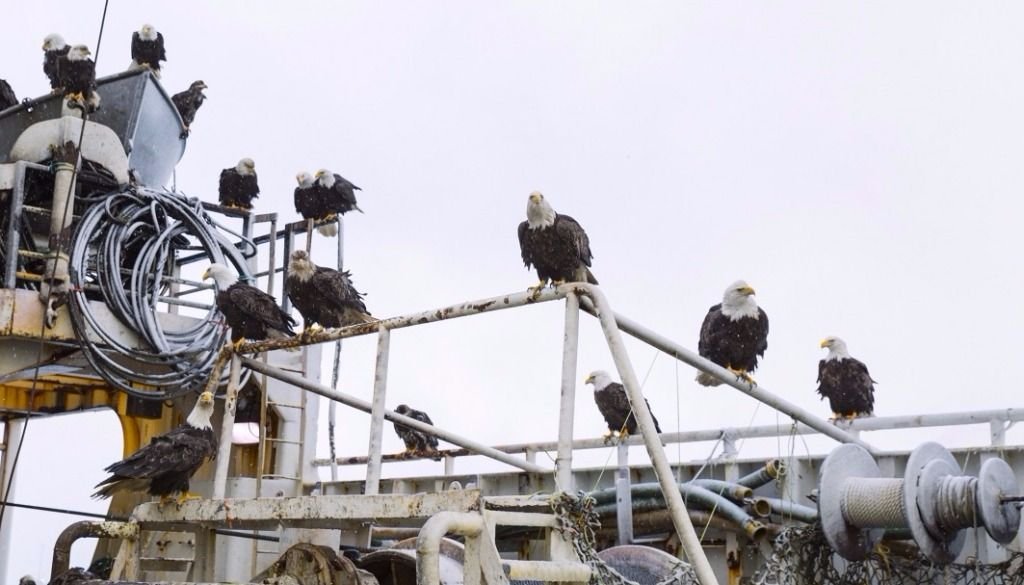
[261,474,300,481]
[264,438,302,445]
[267,402,304,409]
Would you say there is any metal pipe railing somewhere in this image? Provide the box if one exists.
[365,326,391,495]
[240,357,547,474]
[556,294,580,492]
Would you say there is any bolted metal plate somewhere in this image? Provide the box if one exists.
[904,441,964,564]
[978,458,1021,544]
[819,443,883,561]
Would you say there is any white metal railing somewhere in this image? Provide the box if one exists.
[316,407,1024,468]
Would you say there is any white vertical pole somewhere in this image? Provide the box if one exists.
[615,442,633,545]
[213,355,242,500]
[556,294,580,492]
[365,326,391,495]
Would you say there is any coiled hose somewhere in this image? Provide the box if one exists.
[67,186,253,399]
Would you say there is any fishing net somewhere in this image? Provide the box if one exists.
[752,525,1024,585]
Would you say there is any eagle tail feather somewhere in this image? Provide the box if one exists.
[268,329,300,352]
[317,222,339,237]
[585,268,598,285]
[695,371,723,387]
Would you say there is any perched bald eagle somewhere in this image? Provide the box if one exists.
[286,250,373,331]
[585,370,661,443]
[518,191,597,292]
[171,80,207,137]
[294,170,318,224]
[311,169,363,237]
[60,45,99,111]
[817,337,875,420]
[93,391,216,505]
[203,263,296,350]
[42,33,69,91]
[218,158,259,210]
[130,24,166,77]
[394,404,440,459]
[18,576,37,585]
[0,79,16,110]
[696,280,769,387]
[47,567,97,585]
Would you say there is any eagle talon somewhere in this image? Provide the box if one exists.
[176,491,202,507]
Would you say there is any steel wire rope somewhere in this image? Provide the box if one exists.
[67,186,255,398]
[0,0,111,537]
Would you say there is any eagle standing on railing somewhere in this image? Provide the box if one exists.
[817,336,876,420]
[130,24,166,77]
[61,44,99,111]
[218,158,260,210]
[393,404,441,460]
[696,280,769,387]
[286,250,373,333]
[311,169,363,237]
[585,370,661,444]
[203,263,295,350]
[518,191,597,294]
[92,391,217,506]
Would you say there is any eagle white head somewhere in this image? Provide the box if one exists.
[526,191,556,229]
[42,33,66,52]
[201,263,236,290]
[721,280,759,320]
[138,24,159,41]
[186,391,216,430]
[296,171,314,188]
[820,336,851,361]
[584,370,615,392]
[235,157,256,175]
[67,44,92,61]
[288,249,316,281]
[314,169,336,188]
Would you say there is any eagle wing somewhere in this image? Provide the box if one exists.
[311,267,368,313]
[130,31,143,60]
[0,79,16,109]
[554,214,593,266]
[517,221,533,266]
[754,307,770,357]
[227,283,295,334]
[697,304,726,356]
[96,426,213,486]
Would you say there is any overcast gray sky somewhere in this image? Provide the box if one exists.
[4,2,1024,581]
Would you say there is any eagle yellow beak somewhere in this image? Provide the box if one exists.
[201,268,210,280]
[584,374,594,384]
[198,391,214,404]
[819,338,830,348]
[314,170,325,179]
[529,192,542,203]
[740,286,756,296]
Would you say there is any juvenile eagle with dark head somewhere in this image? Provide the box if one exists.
[218,158,259,210]
[0,79,17,111]
[585,370,660,443]
[171,80,207,137]
[286,250,372,332]
[311,168,363,237]
[203,263,295,350]
[61,44,99,111]
[130,24,166,77]
[696,280,769,387]
[93,391,217,505]
[518,191,597,293]
[817,336,876,420]
[42,33,69,91]
[393,404,441,459]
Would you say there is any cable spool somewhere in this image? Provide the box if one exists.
[67,186,254,399]
[819,442,1022,564]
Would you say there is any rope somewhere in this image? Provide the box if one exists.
[66,186,254,398]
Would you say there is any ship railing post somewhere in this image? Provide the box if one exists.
[573,283,721,585]
[556,292,580,492]
[5,162,28,289]
[366,325,391,495]
[213,354,242,500]
[615,441,633,545]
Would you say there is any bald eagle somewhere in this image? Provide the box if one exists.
[818,337,875,420]
[696,280,769,387]
[394,404,441,459]
[171,80,207,137]
[42,33,69,91]
[311,169,363,237]
[0,79,16,111]
[218,158,259,210]
[130,24,166,77]
[518,191,597,293]
[286,250,373,332]
[60,45,99,111]
[18,576,37,585]
[203,263,296,350]
[93,391,216,505]
[294,170,318,224]
[47,567,97,585]
[585,370,661,443]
